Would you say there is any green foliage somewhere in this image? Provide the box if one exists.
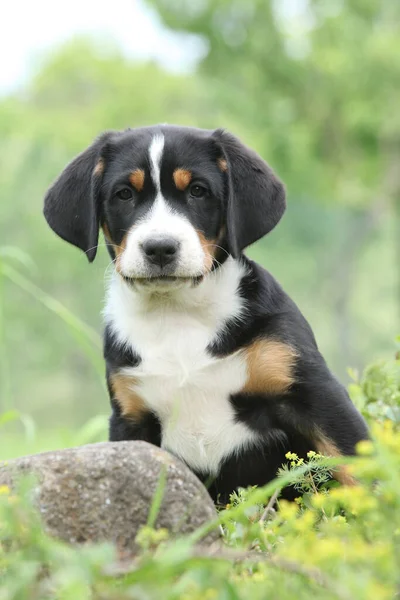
[279,450,334,497]
[0,246,108,453]
[349,350,400,424]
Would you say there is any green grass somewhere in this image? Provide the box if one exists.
[0,413,108,461]
[0,427,106,461]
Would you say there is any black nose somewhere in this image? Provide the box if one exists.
[142,237,180,268]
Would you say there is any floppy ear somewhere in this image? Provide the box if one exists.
[43,132,111,262]
[213,129,286,257]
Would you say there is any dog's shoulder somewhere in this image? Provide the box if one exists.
[210,256,319,357]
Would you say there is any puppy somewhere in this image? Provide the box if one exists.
[44,125,368,502]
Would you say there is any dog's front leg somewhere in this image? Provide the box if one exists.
[109,399,161,446]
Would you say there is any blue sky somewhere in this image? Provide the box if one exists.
[0,0,204,94]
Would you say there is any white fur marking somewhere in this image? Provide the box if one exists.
[149,134,164,192]
[104,258,259,474]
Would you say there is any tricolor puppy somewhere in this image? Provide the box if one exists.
[44,125,368,502]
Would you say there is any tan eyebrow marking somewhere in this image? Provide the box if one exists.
[217,158,228,172]
[129,169,145,192]
[93,159,105,176]
[173,168,192,191]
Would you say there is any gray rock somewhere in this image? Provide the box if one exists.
[0,441,218,552]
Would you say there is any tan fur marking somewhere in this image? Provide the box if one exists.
[173,168,192,191]
[217,158,228,172]
[110,372,146,420]
[196,230,215,272]
[102,223,112,242]
[101,224,128,270]
[129,169,145,192]
[243,340,297,395]
[114,233,128,271]
[315,436,357,486]
[93,159,104,176]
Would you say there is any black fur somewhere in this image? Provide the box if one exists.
[44,125,368,504]
[213,129,286,257]
[44,132,113,262]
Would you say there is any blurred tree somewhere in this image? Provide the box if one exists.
[148,0,400,365]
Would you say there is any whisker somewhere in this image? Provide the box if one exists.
[203,243,231,264]
[204,243,230,258]
[82,244,107,257]
[103,257,117,287]
[83,242,126,256]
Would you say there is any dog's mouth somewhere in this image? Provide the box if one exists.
[121,274,204,288]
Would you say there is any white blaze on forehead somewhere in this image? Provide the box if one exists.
[149,133,165,192]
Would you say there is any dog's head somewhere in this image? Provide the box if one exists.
[44,125,285,289]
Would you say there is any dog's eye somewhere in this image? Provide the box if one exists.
[189,184,207,198]
[116,188,133,200]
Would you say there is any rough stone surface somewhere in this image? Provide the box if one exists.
[0,441,218,551]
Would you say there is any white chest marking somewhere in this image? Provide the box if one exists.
[104,259,260,474]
